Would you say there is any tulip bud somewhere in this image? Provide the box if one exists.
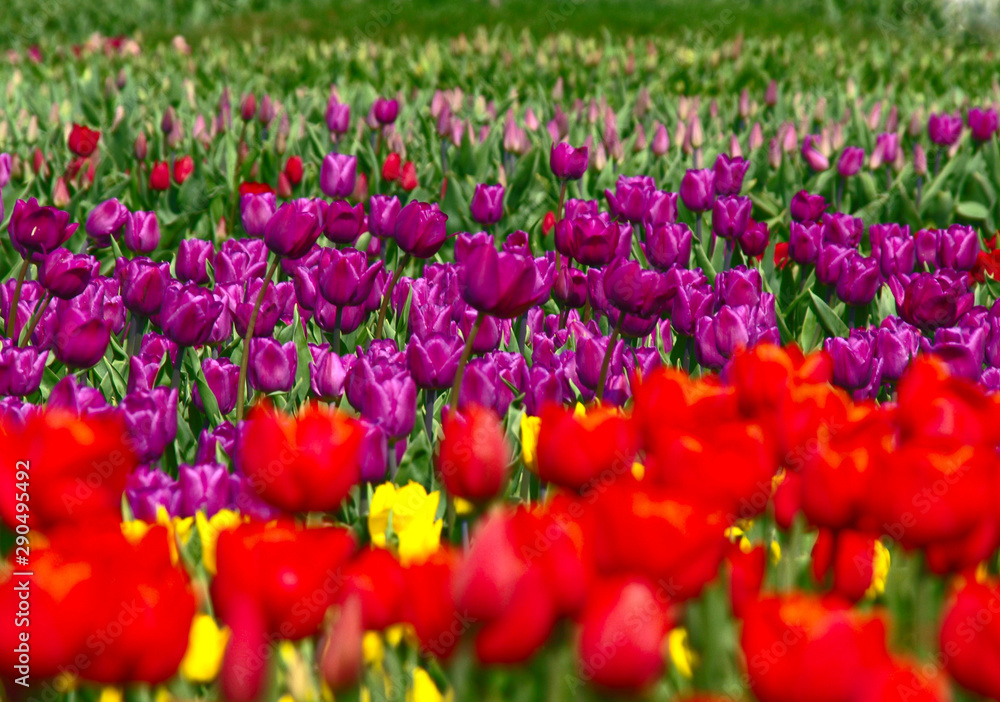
[134,131,148,160]
[240,93,256,122]
[438,404,512,503]
[319,595,364,693]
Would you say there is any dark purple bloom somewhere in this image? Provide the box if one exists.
[320,152,357,198]
[38,249,94,299]
[358,420,388,483]
[407,333,462,390]
[373,98,399,125]
[555,213,626,267]
[737,219,770,257]
[914,228,941,267]
[123,211,160,253]
[713,154,749,196]
[602,257,672,318]
[823,213,864,248]
[317,247,384,307]
[309,344,351,400]
[264,199,324,259]
[85,198,128,247]
[928,111,963,146]
[788,221,823,265]
[326,100,351,134]
[8,198,78,260]
[460,235,554,318]
[215,238,268,284]
[47,375,107,415]
[550,142,588,180]
[324,201,365,244]
[870,224,915,278]
[835,252,881,307]
[712,195,752,241]
[178,462,230,518]
[837,147,865,177]
[126,466,180,522]
[240,191,277,237]
[968,107,999,142]
[715,266,762,308]
[564,199,600,220]
[395,201,449,259]
[646,222,692,271]
[118,257,170,317]
[552,264,589,309]
[176,239,214,285]
[891,270,974,331]
[923,326,986,381]
[470,184,505,226]
[193,357,240,415]
[605,175,655,223]
[679,168,715,213]
[875,317,921,382]
[159,281,225,347]
[368,194,401,240]
[825,331,877,391]
[789,190,826,222]
[0,343,47,396]
[248,338,297,393]
[645,190,680,228]
[121,387,179,463]
[816,244,852,287]
[938,224,979,271]
[52,304,110,369]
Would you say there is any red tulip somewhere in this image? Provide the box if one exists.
[535,403,638,491]
[382,152,401,181]
[0,410,137,532]
[727,544,767,618]
[400,160,418,190]
[437,404,512,503]
[401,548,462,659]
[339,547,406,631]
[940,580,1000,699]
[810,528,882,603]
[318,594,364,692]
[237,402,363,513]
[239,181,274,196]
[149,161,170,190]
[173,155,194,184]
[542,210,556,236]
[284,155,303,186]
[68,123,100,157]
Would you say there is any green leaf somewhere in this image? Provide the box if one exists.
[189,352,222,425]
[956,200,990,221]
[809,291,849,339]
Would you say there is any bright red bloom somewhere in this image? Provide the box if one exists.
[381,152,401,181]
[402,548,462,659]
[339,547,406,631]
[239,181,274,196]
[173,155,194,184]
[284,155,303,186]
[810,528,881,603]
[400,160,418,190]
[276,171,293,198]
[437,404,511,503]
[68,123,100,157]
[149,161,170,190]
[542,210,556,236]
[0,410,137,531]
[940,580,1000,699]
[741,593,891,702]
[727,544,767,618]
[238,402,364,513]
[535,403,638,491]
[774,241,790,269]
[318,594,364,693]
[576,576,674,691]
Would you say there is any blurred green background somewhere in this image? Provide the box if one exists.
[1,0,996,48]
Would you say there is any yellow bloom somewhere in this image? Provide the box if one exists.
[770,539,782,564]
[368,482,442,565]
[363,632,385,666]
[408,667,451,702]
[121,519,152,544]
[180,614,230,683]
[98,688,123,702]
[866,540,891,599]
[668,628,698,679]
[196,509,244,575]
[630,462,645,481]
[520,413,541,469]
[154,687,173,702]
[453,497,475,516]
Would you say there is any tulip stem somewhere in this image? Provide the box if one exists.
[554,181,567,274]
[424,389,437,444]
[449,310,485,420]
[331,306,343,354]
[595,313,625,403]
[374,252,411,340]
[516,313,527,356]
[235,256,280,423]
[18,293,50,347]
[5,258,30,340]
[836,176,844,211]
[172,346,186,391]
[915,176,923,209]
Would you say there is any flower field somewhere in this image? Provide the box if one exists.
[4,3,1000,701]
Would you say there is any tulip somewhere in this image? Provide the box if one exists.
[470,183,505,226]
[119,256,169,317]
[175,461,230,518]
[604,175,655,223]
[801,135,829,171]
[248,338,297,393]
[38,249,93,299]
[870,225,915,278]
[68,123,100,157]
[123,210,160,253]
[928,111,963,146]
[940,581,1000,699]
[651,122,670,155]
[816,244,852,286]
[320,152,357,198]
[173,155,194,184]
[835,251,881,306]
[407,333,463,391]
[309,345,350,400]
[535,403,637,490]
[238,403,363,512]
[789,190,826,222]
[394,201,449,259]
[368,194,401,240]
[318,247,384,307]
[160,281,225,347]
[194,357,240,415]
[788,221,822,265]
[837,146,865,177]
[373,97,399,125]
[679,168,715,212]
[825,332,878,390]
[556,213,627,267]
[85,198,128,247]
[176,239,215,285]
[713,153,749,196]
[240,191,277,237]
[712,195,752,241]
[437,404,511,502]
[150,161,171,190]
[737,219,770,257]
[602,257,672,318]
[324,200,365,244]
[891,270,974,331]
[0,343,47,396]
[0,153,11,188]
[968,107,999,142]
[52,304,110,369]
[874,317,921,382]
[326,100,351,134]
[552,264,589,308]
[460,235,554,319]
[8,198,78,259]
[264,199,323,259]
[550,142,589,180]
[938,223,979,270]
[126,466,181,521]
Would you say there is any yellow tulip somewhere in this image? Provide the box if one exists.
[180,614,230,683]
[196,509,244,575]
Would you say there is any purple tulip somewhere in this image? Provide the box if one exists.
[225,279,280,339]
[356,370,416,439]
[326,99,351,134]
[645,190,680,228]
[38,249,94,299]
[240,192,277,237]
[891,270,974,331]
[0,342,47,396]
[875,316,922,382]
[645,223,692,271]
[938,224,979,271]
[358,421,388,483]
[8,198,78,260]
[968,107,999,142]
[121,387,179,463]
[52,304,110,369]
[788,221,823,265]
[373,98,399,125]
[565,199,600,220]
[460,235,553,318]
[825,331,877,391]
[118,256,170,317]
[317,247,384,307]
[126,467,180,522]
[712,196,752,241]
[48,375,107,415]
[407,333,463,390]
[0,153,10,188]
[834,251,882,307]
[602,257,672,318]
[924,326,986,381]
[324,201,365,245]
[194,357,240,415]
[914,228,941,267]
[555,213,626,266]
[309,345,351,400]
[178,462,230,518]
[713,154,749,197]
[801,135,830,171]
[789,190,826,222]
[816,244,853,287]
[470,184,505,226]
[160,281,225,347]
[695,307,750,369]
[737,219,770,257]
[174,238,214,285]
[715,266,762,308]
[129,355,164,393]
[395,201,449,259]
[85,198,128,247]
[605,175,655,223]
[822,213,864,248]
[928,111,963,146]
[248,338,297,393]
[679,168,715,213]
[123,211,160,253]
[320,152,357,199]
[552,264,589,309]
[872,133,899,167]
[550,142,589,180]
[215,238,268,284]
[366,194,400,241]
[837,147,865,177]
[264,199,323,259]
[524,365,563,416]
